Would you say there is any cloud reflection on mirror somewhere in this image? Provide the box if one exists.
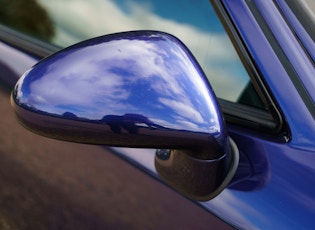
[37,0,250,102]
[16,32,221,134]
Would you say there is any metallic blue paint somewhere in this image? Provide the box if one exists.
[0,41,36,86]
[12,31,227,157]
[275,0,315,61]
[254,0,315,108]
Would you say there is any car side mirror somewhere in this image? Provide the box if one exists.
[11,31,238,201]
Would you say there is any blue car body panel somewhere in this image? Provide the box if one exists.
[0,41,37,87]
[254,0,315,106]
[1,0,315,229]
[223,0,315,147]
[275,0,315,62]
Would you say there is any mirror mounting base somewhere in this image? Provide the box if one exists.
[155,138,239,201]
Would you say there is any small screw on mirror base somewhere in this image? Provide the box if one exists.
[156,149,171,160]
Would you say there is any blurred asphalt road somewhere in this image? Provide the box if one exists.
[0,86,232,229]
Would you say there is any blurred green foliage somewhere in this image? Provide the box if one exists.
[0,0,55,41]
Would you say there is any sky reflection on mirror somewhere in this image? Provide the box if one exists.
[16,32,221,134]
[37,0,250,102]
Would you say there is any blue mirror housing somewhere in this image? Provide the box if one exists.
[11,31,238,200]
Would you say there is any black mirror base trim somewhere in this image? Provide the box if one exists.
[155,137,239,201]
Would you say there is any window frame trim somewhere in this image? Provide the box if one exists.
[211,0,288,140]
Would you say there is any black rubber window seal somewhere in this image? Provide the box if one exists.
[211,0,288,141]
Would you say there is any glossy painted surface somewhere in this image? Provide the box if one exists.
[208,131,315,229]
[275,0,315,61]
[0,41,36,87]
[254,0,315,110]
[12,31,227,157]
